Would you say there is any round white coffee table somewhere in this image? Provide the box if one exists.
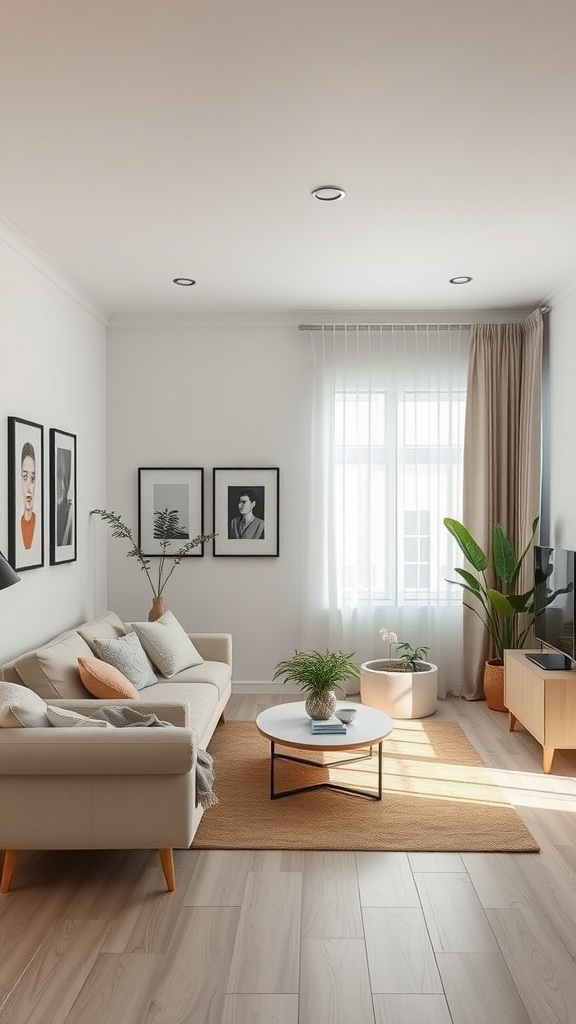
[255,701,394,801]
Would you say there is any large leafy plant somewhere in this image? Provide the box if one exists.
[92,507,215,598]
[443,516,540,662]
[272,649,360,695]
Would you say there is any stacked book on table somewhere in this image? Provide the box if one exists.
[310,719,347,734]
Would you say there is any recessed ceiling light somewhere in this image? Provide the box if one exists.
[173,278,196,286]
[449,276,473,284]
[311,186,346,202]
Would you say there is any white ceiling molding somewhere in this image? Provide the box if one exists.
[107,308,534,330]
[0,214,109,325]
[107,311,303,329]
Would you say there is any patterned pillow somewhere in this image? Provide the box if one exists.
[93,632,157,690]
[46,705,113,728]
[128,610,204,678]
[77,657,140,700]
[0,681,49,727]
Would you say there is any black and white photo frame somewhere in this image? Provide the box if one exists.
[138,467,205,556]
[50,428,77,565]
[213,467,279,556]
[8,416,44,571]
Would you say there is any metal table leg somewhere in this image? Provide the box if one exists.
[269,740,384,801]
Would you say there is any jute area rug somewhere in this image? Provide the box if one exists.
[192,719,539,853]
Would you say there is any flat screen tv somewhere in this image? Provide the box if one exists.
[528,545,576,670]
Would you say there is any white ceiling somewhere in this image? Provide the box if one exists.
[1,0,576,316]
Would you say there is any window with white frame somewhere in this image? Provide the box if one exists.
[332,379,466,608]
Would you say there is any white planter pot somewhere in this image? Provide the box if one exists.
[360,659,438,719]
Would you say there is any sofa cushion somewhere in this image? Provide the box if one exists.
[46,705,113,728]
[129,611,204,678]
[77,611,127,654]
[139,681,223,742]
[93,632,157,691]
[0,681,49,727]
[170,660,231,700]
[78,657,140,700]
[14,631,93,700]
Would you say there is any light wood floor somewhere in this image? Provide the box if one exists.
[2,694,576,1024]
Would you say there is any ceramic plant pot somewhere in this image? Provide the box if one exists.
[304,691,337,721]
[148,596,166,622]
[360,659,438,719]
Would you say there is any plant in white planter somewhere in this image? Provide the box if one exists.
[378,628,431,672]
[360,628,438,719]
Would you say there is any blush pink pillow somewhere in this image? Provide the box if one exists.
[78,657,140,700]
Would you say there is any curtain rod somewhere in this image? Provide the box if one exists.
[298,323,472,331]
[299,308,550,331]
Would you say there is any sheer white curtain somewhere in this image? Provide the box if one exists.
[303,324,470,698]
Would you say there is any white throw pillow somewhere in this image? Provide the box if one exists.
[129,610,204,678]
[46,705,113,729]
[0,681,49,727]
[93,632,157,690]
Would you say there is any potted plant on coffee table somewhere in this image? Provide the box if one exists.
[272,649,360,721]
[360,629,438,719]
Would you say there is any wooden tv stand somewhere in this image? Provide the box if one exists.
[504,649,576,773]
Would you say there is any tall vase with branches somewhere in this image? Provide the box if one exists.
[92,508,215,620]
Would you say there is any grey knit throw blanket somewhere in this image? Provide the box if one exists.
[89,705,218,809]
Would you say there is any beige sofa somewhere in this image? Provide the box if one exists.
[0,611,232,891]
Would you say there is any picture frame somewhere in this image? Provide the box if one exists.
[138,467,205,556]
[49,428,77,565]
[213,467,279,557]
[7,416,44,572]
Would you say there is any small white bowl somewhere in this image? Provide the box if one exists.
[335,707,357,725]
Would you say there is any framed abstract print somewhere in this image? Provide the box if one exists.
[49,428,77,565]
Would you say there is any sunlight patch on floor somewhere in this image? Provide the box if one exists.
[485,765,576,812]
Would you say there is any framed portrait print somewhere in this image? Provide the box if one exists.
[213,467,279,557]
[8,416,44,571]
[138,467,205,556]
[49,428,77,565]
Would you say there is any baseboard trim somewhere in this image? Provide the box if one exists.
[232,681,301,694]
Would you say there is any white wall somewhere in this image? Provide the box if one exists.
[106,309,531,683]
[548,290,576,548]
[0,222,108,663]
[106,316,311,681]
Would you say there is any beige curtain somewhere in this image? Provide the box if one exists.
[461,310,543,699]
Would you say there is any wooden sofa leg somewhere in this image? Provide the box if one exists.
[1,850,19,893]
[158,848,175,891]
[219,710,226,724]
